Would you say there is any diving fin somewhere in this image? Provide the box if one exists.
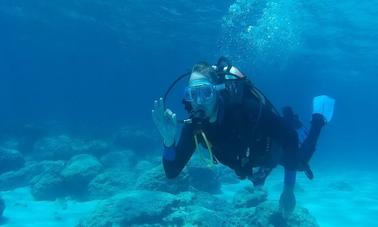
[302,162,314,180]
[313,95,335,122]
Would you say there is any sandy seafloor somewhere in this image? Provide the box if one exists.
[1,166,377,227]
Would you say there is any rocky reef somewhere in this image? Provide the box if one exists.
[0,126,320,226]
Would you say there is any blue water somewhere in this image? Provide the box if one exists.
[0,0,377,226]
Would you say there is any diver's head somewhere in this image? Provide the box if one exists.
[184,62,219,121]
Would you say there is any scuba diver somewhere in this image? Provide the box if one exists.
[152,57,334,216]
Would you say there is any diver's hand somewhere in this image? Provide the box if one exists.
[152,97,178,147]
[279,184,296,217]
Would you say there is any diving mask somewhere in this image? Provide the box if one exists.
[184,81,224,105]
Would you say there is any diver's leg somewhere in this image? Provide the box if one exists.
[300,113,325,163]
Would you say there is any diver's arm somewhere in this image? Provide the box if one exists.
[153,97,194,178]
[152,98,178,147]
[162,124,196,179]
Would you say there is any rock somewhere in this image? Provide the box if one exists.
[230,207,257,226]
[250,201,319,227]
[217,167,241,184]
[27,160,65,201]
[175,191,196,206]
[112,127,160,154]
[87,169,133,199]
[193,191,232,212]
[0,139,19,150]
[0,160,64,191]
[81,140,110,157]
[33,135,77,160]
[30,173,64,201]
[175,191,232,213]
[15,124,46,154]
[135,160,159,173]
[135,166,191,194]
[77,190,178,226]
[164,205,227,227]
[0,124,46,154]
[33,135,110,160]
[61,154,103,194]
[0,197,4,217]
[135,162,222,195]
[99,151,132,169]
[233,186,267,208]
[135,160,154,169]
[187,164,221,193]
[0,148,25,174]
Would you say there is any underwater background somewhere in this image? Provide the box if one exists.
[0,0,377,226]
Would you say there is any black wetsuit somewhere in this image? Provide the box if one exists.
[162,95,324,186]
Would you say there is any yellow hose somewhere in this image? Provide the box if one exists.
[194,130,219,167]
